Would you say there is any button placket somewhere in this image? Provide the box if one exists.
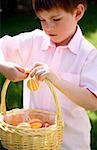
[50,47,63,73]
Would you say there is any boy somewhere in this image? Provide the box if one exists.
[0,0,97,149]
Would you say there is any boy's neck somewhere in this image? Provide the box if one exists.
[56,26,77,47]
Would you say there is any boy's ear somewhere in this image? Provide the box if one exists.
[74,4,85,22]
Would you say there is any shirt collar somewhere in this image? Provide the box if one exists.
[41,35,56,51]
[67,26,82,54]
[41,25,82,54]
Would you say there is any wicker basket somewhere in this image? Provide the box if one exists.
[0,79,64,150]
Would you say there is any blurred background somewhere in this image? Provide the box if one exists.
[0,0,97,149]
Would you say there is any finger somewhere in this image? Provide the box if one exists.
[36,69,49,81]
[25,68,31,74]
[16,68,29,79]
[15,66,25,73]
[30,66,44,78]
[14,66,28,80]
[17,71,28,79]
[25,68,31,76]
[11,73,27,82]
[35,69,46,80]
[38,72,47,81]
[38,74,46,81]
[31,62,44,70]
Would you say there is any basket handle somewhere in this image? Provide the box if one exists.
[0,79,63,124]
[45,79,62,123]
[1,79,10,115]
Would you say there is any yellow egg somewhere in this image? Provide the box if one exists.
[27,76,39,91]
[16,122,31,128]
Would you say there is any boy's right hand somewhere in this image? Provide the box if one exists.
[0,61,28,82]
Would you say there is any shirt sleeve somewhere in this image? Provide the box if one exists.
[0,49,5,62]
[80,49,97,96]
[0,31,34,68]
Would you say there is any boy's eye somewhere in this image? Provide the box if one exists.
[53,18,61,21]
[40,19,45,22]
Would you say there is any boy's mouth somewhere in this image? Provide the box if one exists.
[48,34,57,37]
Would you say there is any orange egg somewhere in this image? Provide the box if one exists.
[28,118,42,129]
[4,113,23,126]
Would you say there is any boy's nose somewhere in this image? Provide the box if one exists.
[45,22,54,31]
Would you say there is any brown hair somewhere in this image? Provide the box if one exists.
[32,0,87,13]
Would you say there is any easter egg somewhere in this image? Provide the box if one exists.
[42,122,50,128]
[4,113,23,126]
[28,118,42,128]
[27,76,39,91]
[16,122,31,128]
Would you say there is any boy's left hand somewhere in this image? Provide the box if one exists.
[30,62,50,81]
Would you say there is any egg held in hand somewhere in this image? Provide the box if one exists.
[27,77,39,91]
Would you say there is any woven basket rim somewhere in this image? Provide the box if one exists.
[0,115,60,137]
[0,119,57,130]
[0,108,59,133]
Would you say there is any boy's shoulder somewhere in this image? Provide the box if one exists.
[15,29,49,42]
[77,26,96,52]
[31,29,46,35]
[31,29,49,39]
[82,37,95,50]
[0,29,47,40]
[22,29,48,38]
[77,36,97,63]
[80,36,96,54]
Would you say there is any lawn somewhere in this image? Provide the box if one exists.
[0,3,97,150]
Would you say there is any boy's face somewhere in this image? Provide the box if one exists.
[37,8,78,46]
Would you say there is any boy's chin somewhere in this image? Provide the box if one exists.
[50,36,67,46]
[51,38,61,45]
[52,40,67,46]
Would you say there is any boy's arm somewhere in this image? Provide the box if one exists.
[47,72,97,111]
[0,61,28,82]
[0,33,33,68]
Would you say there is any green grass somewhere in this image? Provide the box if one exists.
[0,4,97,150]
